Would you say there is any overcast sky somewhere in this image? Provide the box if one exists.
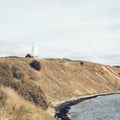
[0,0,120,65]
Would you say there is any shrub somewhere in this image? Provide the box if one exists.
[30,60,41,71]
[12,66,24,80]
[80,61,84,65]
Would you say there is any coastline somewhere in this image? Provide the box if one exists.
[54,91,120,120]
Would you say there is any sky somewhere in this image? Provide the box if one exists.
[0,0,120,65]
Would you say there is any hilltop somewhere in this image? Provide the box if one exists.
[0,57,120,119]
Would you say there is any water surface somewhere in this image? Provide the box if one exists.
[69,94,120,120]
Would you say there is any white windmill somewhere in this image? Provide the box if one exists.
[32,42,38,59]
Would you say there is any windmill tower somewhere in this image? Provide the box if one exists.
[32,42,35,57]
[32,42,38,59]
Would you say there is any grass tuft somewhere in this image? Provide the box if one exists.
[12,65,24,80]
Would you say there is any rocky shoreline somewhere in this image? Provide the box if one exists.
[54,92,120,120]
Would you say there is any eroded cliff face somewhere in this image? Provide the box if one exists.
[37,59,120,102]
[0,57,120,104]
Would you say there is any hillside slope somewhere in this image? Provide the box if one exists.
[0,86,55,120]
[0,57,55,120]
[38,59,120,102]
[0,57,120,119]
[0,58,48,109]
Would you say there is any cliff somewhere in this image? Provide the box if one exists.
[39,58,120,102]
[0,57,120,119]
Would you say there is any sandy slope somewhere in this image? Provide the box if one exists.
[0,57,120,119]
[38,59,120,103]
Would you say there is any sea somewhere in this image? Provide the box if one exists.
[69,94,120,120]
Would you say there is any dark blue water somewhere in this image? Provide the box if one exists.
[69,94,120,120]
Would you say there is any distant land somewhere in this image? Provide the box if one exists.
[0,57,120,120]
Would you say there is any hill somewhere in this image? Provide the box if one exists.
[0,86,55,120]
[39,58,120,102]
[0,57,55,120]
[0,57,120,119]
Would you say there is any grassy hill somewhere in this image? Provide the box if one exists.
[39,58,120,102]
[0,57,120,119]
[0,86,55,120]
[0,57,55,120]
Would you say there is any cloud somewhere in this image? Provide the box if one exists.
[0,0,120,65]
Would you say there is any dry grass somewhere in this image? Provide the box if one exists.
[1,58,120,103]
[38,59,120,102]
[0,86,55,120]
[0,57,120,120]
[0,58,48,109]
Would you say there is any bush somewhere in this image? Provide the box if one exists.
[12,66,24,80]
[80,61,84,65]
[30,60,41,71]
